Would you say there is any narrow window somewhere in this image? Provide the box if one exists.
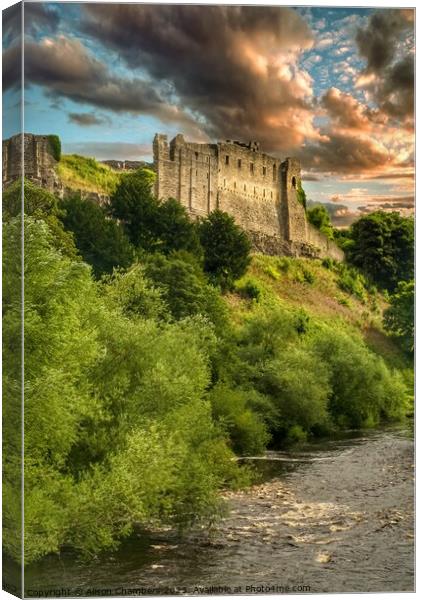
[225,155,230,165]
[224,178,226,187]
[244,184,246,191]
[292,176,297,189]
[250,163,254,174]
[195,151,199,159]
[273,164,276,180]
[238,158,242,169]
[254,186,256,195]
[234,181,237,189]
[196,169,198,176]
[263,189,265,197]
[271,191,273,199]
[263,166,266,176]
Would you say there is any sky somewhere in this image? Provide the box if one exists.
[2,2,415,226]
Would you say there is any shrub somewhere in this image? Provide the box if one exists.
[303,268,315,284]
[209,384,270,455]
[236,278,262,301]
[310,326,408,427]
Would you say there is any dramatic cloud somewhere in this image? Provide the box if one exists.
[356,9,414,123]
[68,112,108,126]
[24,3,60,37]
[300,131,390,175]
[3,35,201,132]
[80,4,317,151]
[321,88,372,131]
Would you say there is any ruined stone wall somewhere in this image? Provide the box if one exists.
[2,133,62,193]
[153,132,344,261]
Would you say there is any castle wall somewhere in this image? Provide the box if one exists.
[153,133,344,262]
[2,133,61,193]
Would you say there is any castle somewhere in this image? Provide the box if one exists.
[2,132,344,261]
[153,134,343,261]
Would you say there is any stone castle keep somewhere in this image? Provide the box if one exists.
[2,132,343,261]
[153,134,343,261]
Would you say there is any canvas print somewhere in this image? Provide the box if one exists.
[2,1,415,597]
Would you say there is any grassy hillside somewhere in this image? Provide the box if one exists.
[57,154,123,194]
[228,254,411,374]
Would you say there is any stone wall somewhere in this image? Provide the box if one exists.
[153,133,344,262]
[2,133,62,193]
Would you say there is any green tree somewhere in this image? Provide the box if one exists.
[199,210,251,289]
[2,179,78,259]
[153,198,203,259]
[347,211,414,291]
[307,204,334,240]
[108,169,160,249]
[384,280,414,354]
[60,193,135,277]
[143,252,227,328]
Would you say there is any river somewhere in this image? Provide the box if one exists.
[14,425,416,595]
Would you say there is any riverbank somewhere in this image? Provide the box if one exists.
[19,426,413,595]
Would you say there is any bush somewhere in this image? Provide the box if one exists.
[303,268,315,284]
[310,326,408,427]
[236,278,262,301]
[307,204,334,240]
[209,384,270,455]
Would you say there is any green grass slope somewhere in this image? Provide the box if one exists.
[227,254,412,374]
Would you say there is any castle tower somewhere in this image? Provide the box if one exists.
[2,133,62,193]
[280,157,307,245]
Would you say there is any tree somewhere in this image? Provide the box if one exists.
[60,193,135,277]
[384,280,414,354]
[307,204,334,240]
[199,210,251,289]
[347,211,414,291]
[153,198,203,259]
[143,251,227,327]
[108,169,160,249]
[2,179,78,259]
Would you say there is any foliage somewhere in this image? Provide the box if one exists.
[209,384,270,455]
[310,326,409,427]
[60,193,135,277]
[57,154,121,195]
[109,169,160,248]
[199,210,251,290]
[101,264,168,321]
[296,182,307,209]
[2,179,78,259]
[384,280,414,354]
[143,252,228,331]
[307,204,334,240]
[236,277,263,301]
[152,198,203,259]
[47,135,62,162]
[346,211,414,291]
[3,217,247,564]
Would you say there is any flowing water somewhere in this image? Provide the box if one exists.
[8,425,415,595]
